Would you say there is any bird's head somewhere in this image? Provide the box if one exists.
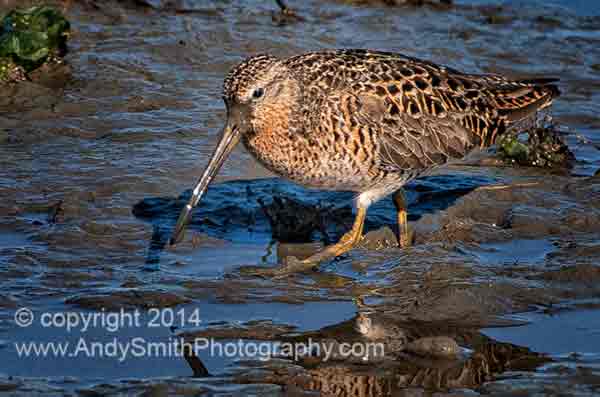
[170,54,300,245]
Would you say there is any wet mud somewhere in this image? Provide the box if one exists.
[1,0,600,395]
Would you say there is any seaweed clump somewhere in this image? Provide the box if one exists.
[497,124,575,169]
[0,6,70,83]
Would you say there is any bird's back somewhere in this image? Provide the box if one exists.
[284,49,559,173]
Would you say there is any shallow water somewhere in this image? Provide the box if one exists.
[483,308,600,355]
[1,0,600,395]
[472,238,556,266]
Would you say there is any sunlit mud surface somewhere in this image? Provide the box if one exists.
[1,0,600,395]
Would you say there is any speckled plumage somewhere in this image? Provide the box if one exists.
[224,49,558,195]
[172,49,559,267]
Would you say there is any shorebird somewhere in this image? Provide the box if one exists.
[170,49,558,273]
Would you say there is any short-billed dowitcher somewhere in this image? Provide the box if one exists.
[171,49,558,273]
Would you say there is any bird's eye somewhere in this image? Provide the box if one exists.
[252,87,264,99]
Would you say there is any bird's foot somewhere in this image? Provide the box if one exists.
[243,214,366,278]
[286,227,362,268]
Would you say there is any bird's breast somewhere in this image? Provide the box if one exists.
[241,126,392,192]
[242,130,326,187]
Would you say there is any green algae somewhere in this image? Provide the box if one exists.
[498,125,575,169]
[0,6,70,83]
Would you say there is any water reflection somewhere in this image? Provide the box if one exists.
[180,313,550,394]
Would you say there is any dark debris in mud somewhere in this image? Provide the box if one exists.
[272,0,306,26]
[258,195,351,244]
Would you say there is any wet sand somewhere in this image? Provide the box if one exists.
[1,0,600,395]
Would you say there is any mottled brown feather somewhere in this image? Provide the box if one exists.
[281,49,559,172]
[222,49,559,192]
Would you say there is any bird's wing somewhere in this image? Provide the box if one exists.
[338,91,476,172]
[296,50,559,173]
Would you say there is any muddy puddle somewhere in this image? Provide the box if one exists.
[1,0,600,395]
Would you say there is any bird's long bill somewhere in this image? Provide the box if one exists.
[170,122,241,245]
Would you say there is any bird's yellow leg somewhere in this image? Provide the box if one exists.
[249,207,367,277]
[393,189,412,248]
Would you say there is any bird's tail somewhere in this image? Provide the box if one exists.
[492,78,560,124]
